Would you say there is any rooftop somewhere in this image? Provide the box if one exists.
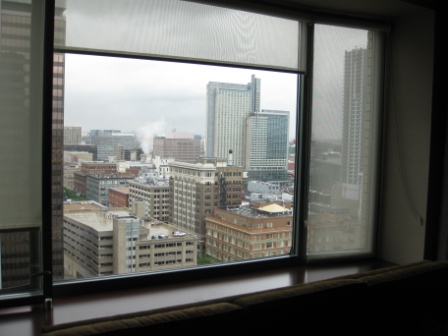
[63,209,133,232]
[224,203,293,219]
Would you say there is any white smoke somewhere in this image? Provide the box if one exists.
[136,119,167,155]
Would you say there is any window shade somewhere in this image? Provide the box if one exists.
[58,0,301,71]
[0,0,44,230]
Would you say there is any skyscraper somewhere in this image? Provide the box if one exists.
[245,109,290,181]
[342,47,367,186]
[206,75,260,167]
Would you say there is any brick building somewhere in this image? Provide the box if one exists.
[205,203,293,262]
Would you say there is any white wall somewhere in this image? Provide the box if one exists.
[378,10,434,264]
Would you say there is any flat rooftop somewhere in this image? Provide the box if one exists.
[145,222,195,240]
[225,204,293,219]
[63,209,133,232]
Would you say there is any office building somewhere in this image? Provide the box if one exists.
[64,144,98,161]
[81,162,118,174]
[342,47,368,186]
[206,75,260,166]
[63,151,93,164]
[245,109,290,182]
[86,173,136,206]
[169,158,243,253]
[129,180,170,222]
[90,131,139,161]
[108,188,130,208]
[153,134,201,163]
[63,203,198,278]
[205,204,293,261]
[169,160,216,237]
[63,165,81,191]
[64,126,82,145]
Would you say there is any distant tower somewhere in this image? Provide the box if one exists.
[205,75,260,167]
[245,110,290,181]
[342,47,367,185]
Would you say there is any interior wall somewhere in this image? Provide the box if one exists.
[377,9,434,264]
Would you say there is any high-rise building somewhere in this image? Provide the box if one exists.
[169,158,243,251]
[169,161,216,237]
[342,47,368,186]
[206,75,260,166]
[245,109,290,182]
[129,180,170,222]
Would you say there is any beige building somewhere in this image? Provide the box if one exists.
[129,181,170,222]
[169,160,216,237]
[205,203,293,262]
[169,158,243,252]
[153,134,200,163]
[64,151,93,164]
[64,126,82,145]
[63,202,198,278]
[63,165,81,191]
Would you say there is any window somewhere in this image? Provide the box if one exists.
[0,0,385,307]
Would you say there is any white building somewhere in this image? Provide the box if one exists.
[63,202,198,278]
[169,160,216,237]
[206,75,260,167]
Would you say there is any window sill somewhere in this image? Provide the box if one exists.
[0,259,394,336]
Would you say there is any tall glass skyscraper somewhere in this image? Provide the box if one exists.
[206,75,290,182]
[342,47,367,186]
[245,110,290,181]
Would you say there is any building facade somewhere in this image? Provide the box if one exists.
[90,132,139,161]
[206,75,260,166]
[81,162,118,174]
[169,160,216,237]
[129,181,170,222]
[245,109,290,182]
[153,135,201,163]
[342,47,367,186]
[205,204,293,262]
[169,159,243,253]
[63,203,198,278]
[64,151,93,164]
[86,173,135,206]
[108,188,130,208]
[64,126,82,145]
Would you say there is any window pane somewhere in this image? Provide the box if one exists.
[61,54,298,280]
[308,25,379,258]
[0,0,44,297]
[59,0,300,71]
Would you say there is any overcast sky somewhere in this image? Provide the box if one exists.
[64,55,298,153]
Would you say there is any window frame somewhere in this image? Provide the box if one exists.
[41,0,388,299]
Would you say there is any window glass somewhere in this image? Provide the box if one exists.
[307,24,380,259]
[58,0,299,280]
[0,0,46,299]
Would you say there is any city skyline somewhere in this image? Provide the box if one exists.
[64,54,298,155]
